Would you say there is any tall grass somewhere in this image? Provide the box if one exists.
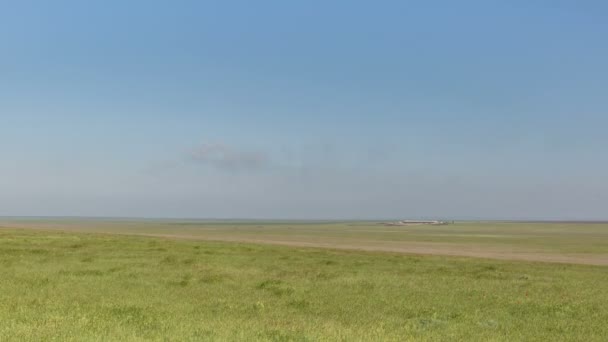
[1,229,607,341]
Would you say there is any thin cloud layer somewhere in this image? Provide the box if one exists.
[190,143,268,170]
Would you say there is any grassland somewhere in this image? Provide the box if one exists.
[3,219,608,265]
[1,220,608,340]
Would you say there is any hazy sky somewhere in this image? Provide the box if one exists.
[1,1,607,219]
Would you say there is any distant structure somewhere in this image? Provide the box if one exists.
[383,220,448,226]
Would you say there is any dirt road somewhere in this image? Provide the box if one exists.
[3,223,608,266]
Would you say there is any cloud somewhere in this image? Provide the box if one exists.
[190,143,268,170]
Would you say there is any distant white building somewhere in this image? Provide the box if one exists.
[384,220,447,226]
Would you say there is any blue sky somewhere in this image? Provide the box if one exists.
[1,1,607,219]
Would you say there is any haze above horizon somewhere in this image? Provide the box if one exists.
[2,1,607,220]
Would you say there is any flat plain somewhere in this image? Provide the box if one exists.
[1,219,607,340]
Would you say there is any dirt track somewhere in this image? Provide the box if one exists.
[3,224,608,266]
[127,233,608,266]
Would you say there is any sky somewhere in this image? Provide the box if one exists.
[1,1,607,220]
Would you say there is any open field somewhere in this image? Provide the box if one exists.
[1,220,608,340]
[2,219,608,265]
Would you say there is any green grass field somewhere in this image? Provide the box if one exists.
[1,220,608,340]
[3,219,608,264]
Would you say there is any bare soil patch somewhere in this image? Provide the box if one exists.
[3,223,608,266]
[124,233,608,266]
